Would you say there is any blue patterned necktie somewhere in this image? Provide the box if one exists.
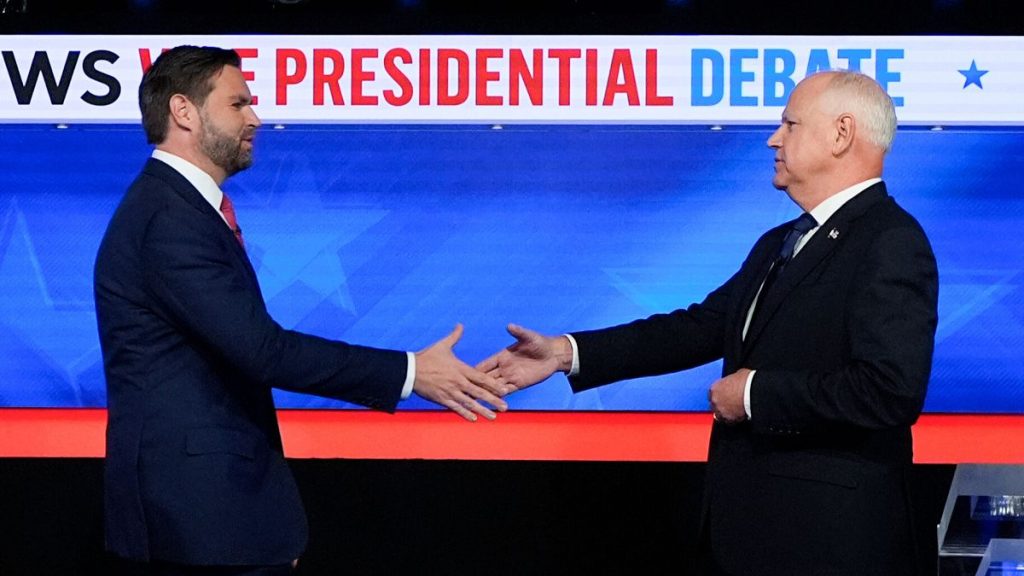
[774,212,818,274]
[753,212,818,318]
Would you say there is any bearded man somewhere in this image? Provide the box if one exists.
[94,45,505,575]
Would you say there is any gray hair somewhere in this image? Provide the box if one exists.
[819,70,897,154]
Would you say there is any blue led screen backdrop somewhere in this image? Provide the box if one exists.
[0,125,1021,412]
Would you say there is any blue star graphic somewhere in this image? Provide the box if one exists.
[225,152,389,329]
[959,60,988,89]
[0,199,104,405]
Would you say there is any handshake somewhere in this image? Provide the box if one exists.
[412,323,571,422]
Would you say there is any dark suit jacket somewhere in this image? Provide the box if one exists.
[94,158,407,566]
[570,183,938,576]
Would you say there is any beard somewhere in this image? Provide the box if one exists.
[198,112,253,177]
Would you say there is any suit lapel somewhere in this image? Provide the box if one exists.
[732,236,782,358]
[143,159,261,289]
[740,182,889,354]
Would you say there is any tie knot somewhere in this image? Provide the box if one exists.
[219,193,244,247]
[219,193,235,219]
[777,212,817,262]
[792,212,818,234]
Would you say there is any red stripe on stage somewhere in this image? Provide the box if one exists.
[1,409,1022,462]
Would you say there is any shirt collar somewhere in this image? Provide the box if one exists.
[807,178,881,229]
[151,149,225,219]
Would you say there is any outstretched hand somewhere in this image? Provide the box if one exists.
[414,324,508,422]
[476,324,574,393]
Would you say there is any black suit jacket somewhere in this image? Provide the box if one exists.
[570,183,938,575]
[94,158,407,566]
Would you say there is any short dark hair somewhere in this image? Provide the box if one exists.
[139,46,241,144]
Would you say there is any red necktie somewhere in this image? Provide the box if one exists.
[219,193,244,248]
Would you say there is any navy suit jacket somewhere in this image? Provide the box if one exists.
[570,183,939,575]
[94,158,407,565]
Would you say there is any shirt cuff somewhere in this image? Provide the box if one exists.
[400,351,416,400]
[743,369,756,419]
[564,334,580,376]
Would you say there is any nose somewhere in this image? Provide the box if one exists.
[246,106,261,129]
[767,125,783,149]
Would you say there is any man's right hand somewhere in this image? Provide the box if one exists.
[476,324,574,394]
[414,324,508,422]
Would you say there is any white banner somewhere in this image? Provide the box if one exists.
[0,35,1020,125]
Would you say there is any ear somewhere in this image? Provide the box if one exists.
[167,93,198,134]
[832,113,855,156]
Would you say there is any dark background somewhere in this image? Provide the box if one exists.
[0,458,955,575]
[0,1,1011,574]
[1,0,1021,35]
